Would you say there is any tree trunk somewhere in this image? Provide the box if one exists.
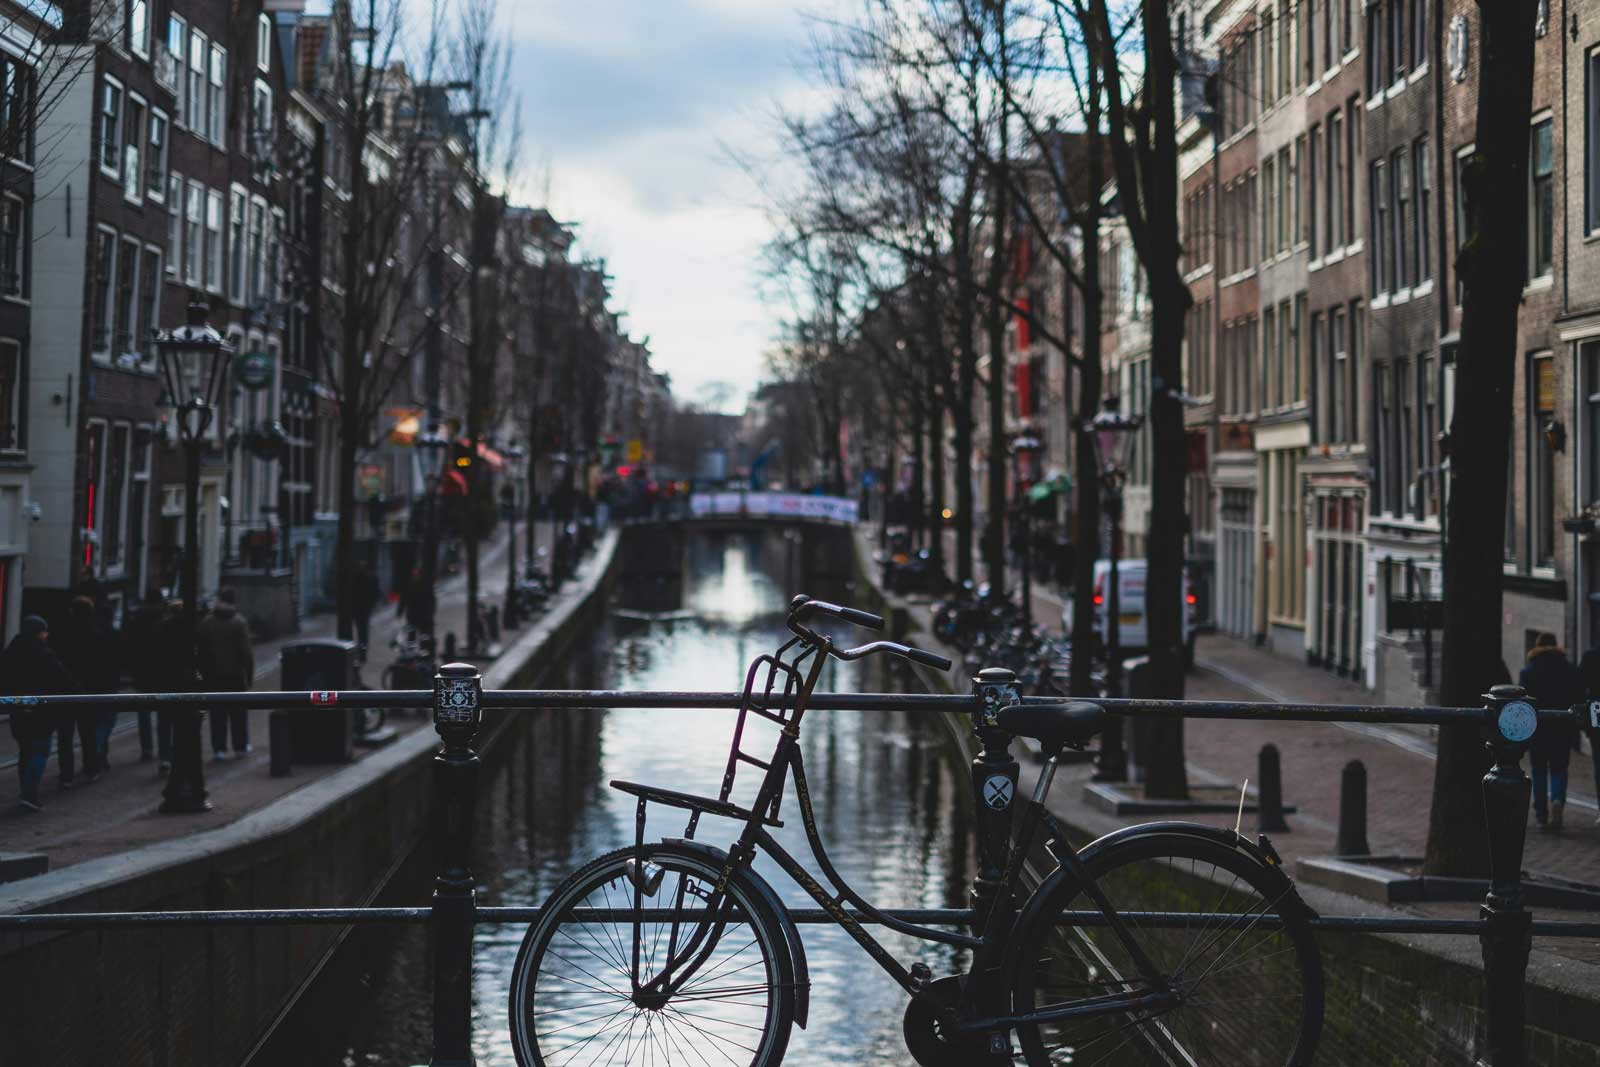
[1424,0,1538,877]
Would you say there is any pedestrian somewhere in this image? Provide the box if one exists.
[1520,632,1585,831]
[155,600,193,775]
[53,596,112,785]
[123,589,170,766]
[1,616,78,812]
[348,560,381,660]
[196,588,255,760]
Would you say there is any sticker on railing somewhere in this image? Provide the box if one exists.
[983,774,1015,811]
[436,677,479,723]
[1591,701,1600,731]
[310,691,338,704]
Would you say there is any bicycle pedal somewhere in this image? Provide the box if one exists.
[908,962,932,991]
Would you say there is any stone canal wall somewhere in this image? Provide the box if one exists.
[0,533,620,1067]
[849,530,1600,1066]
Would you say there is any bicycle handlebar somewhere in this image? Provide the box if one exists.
[787,596,951,672]
[789,595,884,630]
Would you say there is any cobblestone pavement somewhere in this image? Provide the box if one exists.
[0,522,575,871]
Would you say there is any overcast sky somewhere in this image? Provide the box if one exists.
[502,1,823,414]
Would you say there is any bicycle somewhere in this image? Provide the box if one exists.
[508,595,1324,1066]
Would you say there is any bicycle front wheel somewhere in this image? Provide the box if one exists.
[509,844,796,1067]
[1012,833,1323,1067]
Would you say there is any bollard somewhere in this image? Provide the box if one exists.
[1335,760,1370,856]
[1256,743,1290,833]
[268,710,292,778]
[430,663,482,1067]
[442,631,458,661]
[971,667,1021,931]
[486,605,501,643]
[1479,684,1536,1067]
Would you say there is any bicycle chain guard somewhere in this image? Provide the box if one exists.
[902,975,1013,1067]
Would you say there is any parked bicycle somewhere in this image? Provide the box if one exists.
[508,594,1323,1065]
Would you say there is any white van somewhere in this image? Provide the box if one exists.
[1062,559,1198,667]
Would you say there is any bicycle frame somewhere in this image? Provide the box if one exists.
[628,624,1177,1031]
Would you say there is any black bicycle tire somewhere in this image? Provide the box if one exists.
[1010,833,1323,1067]
[507,843,797,1067]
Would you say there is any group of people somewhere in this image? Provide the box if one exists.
[3,588,255,813]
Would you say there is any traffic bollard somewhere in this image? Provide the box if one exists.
[970,667,1021,931]
[1478,684,1535,1067]
[1336,760,1370,856]
[1256,743,1290,833]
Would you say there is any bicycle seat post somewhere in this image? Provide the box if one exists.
[970,667,1022,932]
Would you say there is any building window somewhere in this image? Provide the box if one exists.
[188,29,205,140]
[1389,0,1405,82]
[83,421,104,572]
[1530,117,1553,280]
[1588,49,1600,233]
[1415,136,1431,283]
[91,229,115,356]
[185,180,202,286]
[1292,293,1306,403]
[1366,0,1384,95]
[1263,305,1277,409]
[0,196,24,298]
[1530,352,1556,565]
[137,247,159,361]
[1262,156,1276,262]
[166,173,180,277]
[229,187,246,299]
[114,237,137,357]
[99,78,122,174]
[1412,0,1428,68]
[127,0,148,57]
[1370,160,1387,293]
[205,189,222,292]
[1328,110,1344,249]
[1419,354,1439,516]
[0,338,18,451]
[0,52,33,164]
[208,45,226,146]
[251,80,273,154]
[103,423,129,572]
[1454,146,1473,302]
[258,12,273,72]
[1585,342,1600,502]
[248,197,266,302]
[168,15,186,127]
[1331,307,1348,442]
[122,93,144,202]
[147,109,167,199]
[1308,124,1320,257]
[1392,148,1409,288]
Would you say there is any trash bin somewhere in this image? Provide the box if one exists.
[280,639,357,762]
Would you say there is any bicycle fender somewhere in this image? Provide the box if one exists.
[1005,821,1317,983]
[663,837,811,1029]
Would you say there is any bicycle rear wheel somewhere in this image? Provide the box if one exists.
[508,844,796,1067]
[1011,833,1322,1066]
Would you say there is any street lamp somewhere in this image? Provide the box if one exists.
[1010,431,1043,628]
[416,423,450,645]
[154,298,232,814]
[1086,394,1142,781]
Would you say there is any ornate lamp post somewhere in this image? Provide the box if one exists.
[154,298,232,814]
[1010,432,1043,628]
[416,423,450,645]
[1087,395,1142,781]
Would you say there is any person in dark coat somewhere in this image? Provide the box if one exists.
[2,616,77,811]
[196,588,254,759]
[123,589,170,766]
[1520,632,1585,831]
[53,596,114,784]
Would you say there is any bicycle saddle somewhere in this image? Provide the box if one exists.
[996,701,1107,752]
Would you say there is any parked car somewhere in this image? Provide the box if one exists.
[1062,559,1198,669]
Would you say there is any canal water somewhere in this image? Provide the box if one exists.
[257,531,975,1066]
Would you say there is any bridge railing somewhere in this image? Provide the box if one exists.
[688,489,858,524]
[0,667,1585,1066]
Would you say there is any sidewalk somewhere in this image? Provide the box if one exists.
[0,522,567,874]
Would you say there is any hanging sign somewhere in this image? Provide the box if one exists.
[234,350,275,391]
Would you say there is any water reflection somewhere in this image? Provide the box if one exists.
[259,530,972,1066]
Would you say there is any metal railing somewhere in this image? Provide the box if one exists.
[0,667,1585,1066]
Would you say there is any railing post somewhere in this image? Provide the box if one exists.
[971,667,1022,930]
[1479,683,1536,1067]
[430,663,483,1067]
[1256,744,1289,833]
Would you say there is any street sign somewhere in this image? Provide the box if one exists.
[234,349,274,390]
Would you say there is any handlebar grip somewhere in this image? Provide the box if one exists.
[837,606,885,630]
[904,646,953,671]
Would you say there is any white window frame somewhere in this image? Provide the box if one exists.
[205,188,223,293]
[184,179,203,286]
[102,420,133,577]
[0,337,21,453]
[168,14,186,127]
[91,226,117,361]
[207,44,226,147]
[251,79,273,155]
[98,76,123,180]
[114,234,141,362]
[1529,111,1555,282]
[146,108,167,202]
[0,193,26,301]
[248,194,267,303]
[127,0,149,59]
[228,184,247,300]
[187,28,206,142]
[257,13,272,72]
[136,243,161,367]
[269,205,285,302]
[122,90,145,204]
[165,172,180,278]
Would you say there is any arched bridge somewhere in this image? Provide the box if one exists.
[621,492,861,582]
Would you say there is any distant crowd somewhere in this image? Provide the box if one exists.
[2,589,255,814]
